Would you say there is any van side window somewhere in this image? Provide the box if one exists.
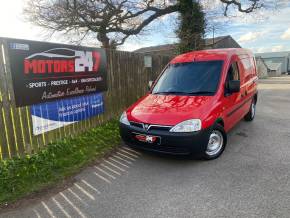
[227,62,240,81]
[225,62,240,95]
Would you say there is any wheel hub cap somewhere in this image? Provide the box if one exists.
[206,130,223,156]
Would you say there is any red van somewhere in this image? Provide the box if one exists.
[119,48,258,160]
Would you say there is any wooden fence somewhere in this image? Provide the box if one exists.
[0,38,171,159]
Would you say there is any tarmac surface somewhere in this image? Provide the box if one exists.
[2,76,290,218]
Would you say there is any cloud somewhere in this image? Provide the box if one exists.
[255,47,268,53]
[272,45,284,52]
[281,28,290,40]
[120,42,143,51]
[238,31,266,43]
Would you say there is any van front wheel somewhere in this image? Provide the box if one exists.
[203,124,227,160]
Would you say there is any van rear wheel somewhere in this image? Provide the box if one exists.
[202,124,227,160]
[244,99,256,121]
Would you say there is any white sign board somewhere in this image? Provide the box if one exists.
[144,55,152,68]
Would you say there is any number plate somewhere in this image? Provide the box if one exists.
[134,133,160,144]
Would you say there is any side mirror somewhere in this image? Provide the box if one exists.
[148,80,154,90]
[228,80,240,93]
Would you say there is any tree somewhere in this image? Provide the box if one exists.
[176,0,206,53]
[24,0,263,48]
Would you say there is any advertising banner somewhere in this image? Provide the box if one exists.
[4,37,107,107]
[31,93,104,135]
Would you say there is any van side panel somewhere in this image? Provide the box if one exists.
[239,56,257,119]
[222,53,258,132]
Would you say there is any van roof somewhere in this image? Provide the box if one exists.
[170,48,253,64]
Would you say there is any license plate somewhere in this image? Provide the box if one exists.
[134,134,159,144]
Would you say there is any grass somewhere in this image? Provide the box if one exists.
[0,120,121,205]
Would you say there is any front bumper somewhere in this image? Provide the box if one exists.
[119,123,212,156]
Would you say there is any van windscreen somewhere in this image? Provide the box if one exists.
[152,61,223,96]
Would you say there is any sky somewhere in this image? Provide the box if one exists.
[0,0,290,53]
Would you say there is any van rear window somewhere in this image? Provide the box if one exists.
[152,61,223,96]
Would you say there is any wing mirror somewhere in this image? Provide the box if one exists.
[148,80,154,90]
[228,80,240,93]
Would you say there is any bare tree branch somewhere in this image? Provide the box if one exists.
[24,0,265,48]
[220,0,263,16]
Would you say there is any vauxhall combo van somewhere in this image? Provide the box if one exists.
[119,48,258,160]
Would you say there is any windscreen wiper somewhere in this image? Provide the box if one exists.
[187,91,214,95]
[153,91,189,95]
[153,91,214,95]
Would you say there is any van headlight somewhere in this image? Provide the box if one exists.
[120,111,130,125]
[169,119,201,132]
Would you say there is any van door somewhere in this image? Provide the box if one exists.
[223,62,244,131]
[247,57,258,99]
[239,58,256,116]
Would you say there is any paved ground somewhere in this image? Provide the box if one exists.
[2,76,290,218]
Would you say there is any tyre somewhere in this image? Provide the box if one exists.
[244,99,256,121]
[202,124,227,160]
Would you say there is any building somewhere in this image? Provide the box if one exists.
[256,57,269,78]
[266,62,282,77]
[134,35,241,56]
[255,51,290,74]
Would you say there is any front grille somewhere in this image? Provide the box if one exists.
[130,122,143,128]
[131,142,190,155]
[149,126,171,131]
[129,121,172,131]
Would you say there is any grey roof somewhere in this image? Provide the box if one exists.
[134,35,235,53]
[134,43,177,53]
[204,35,230,46]
[255,51,290,58]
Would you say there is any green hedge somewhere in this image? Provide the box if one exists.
[0,120,120,205]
